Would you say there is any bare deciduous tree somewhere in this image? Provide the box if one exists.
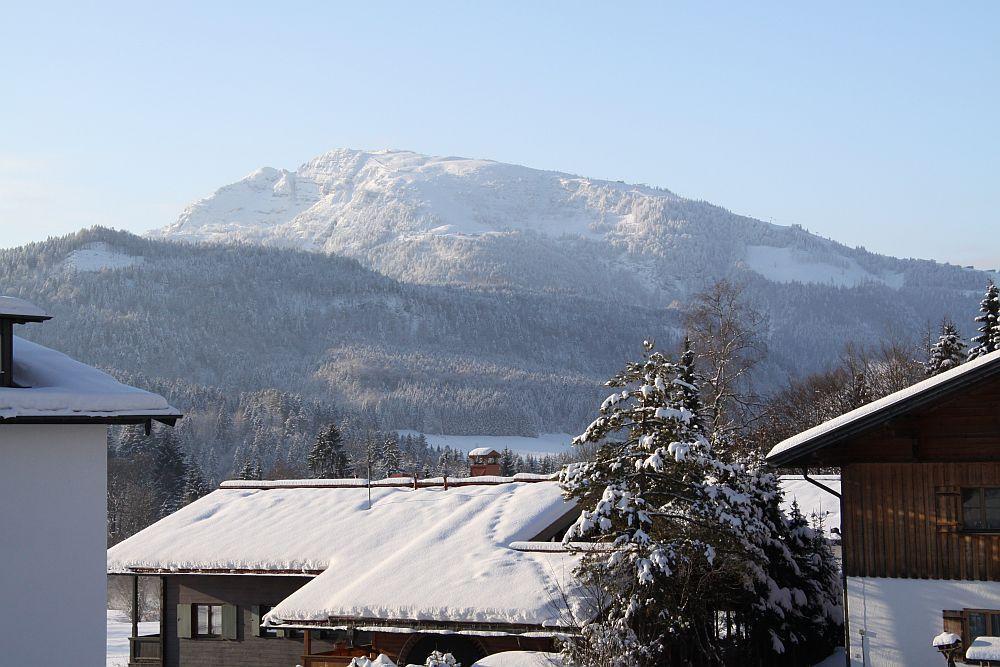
[683,279,768,438]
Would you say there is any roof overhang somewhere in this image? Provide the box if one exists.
[766,351,1000,468]
[268,615,578,637]
[0,414,181,427]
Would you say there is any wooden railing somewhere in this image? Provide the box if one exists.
[301,649,371,667]
[129,635,162,664]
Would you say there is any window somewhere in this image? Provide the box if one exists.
[961,488,1000,531]
[943,608,1000,650]
[967,611,1000,639]
[195,604,223,638]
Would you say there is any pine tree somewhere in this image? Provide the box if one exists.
[561,341,841,666]
[969,281,1000,360]
[380,436,402,477]
[307,423,345,478]
[499,447,518,476]
[152,429,187,516]
[180,459,210,505]
[926,320,966,376]
[237,459,256,480]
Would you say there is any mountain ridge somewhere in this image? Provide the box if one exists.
[150,148,986,307]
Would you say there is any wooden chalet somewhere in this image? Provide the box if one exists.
[767,349,1000,667]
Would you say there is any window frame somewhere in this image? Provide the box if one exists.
[960,487,1000,533]
[193,603,224,639]
[954,608,1000,652]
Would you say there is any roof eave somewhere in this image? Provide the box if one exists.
[766,357,1000,468]
[0,414,182,427]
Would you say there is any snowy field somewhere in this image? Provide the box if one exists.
[398,431,573,457]
[107,610,158,667]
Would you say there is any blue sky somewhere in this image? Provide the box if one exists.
[1,2,997,267]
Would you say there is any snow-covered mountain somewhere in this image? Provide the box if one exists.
[152,149,929,302]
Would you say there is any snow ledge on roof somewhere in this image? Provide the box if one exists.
[0,337,179,419]
[0,296,49,318]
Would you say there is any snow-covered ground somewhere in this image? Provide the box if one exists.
[398,431,573,457]
[65,242,144,272]
[472,651,563,666]
[107,609,158,667]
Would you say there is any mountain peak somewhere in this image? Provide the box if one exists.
[150,148,988,301]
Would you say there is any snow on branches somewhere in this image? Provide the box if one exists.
[560,340,842,666]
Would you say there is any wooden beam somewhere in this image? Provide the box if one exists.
[131,574,139,640]
[0,319,12,388]
[304,629,312,656]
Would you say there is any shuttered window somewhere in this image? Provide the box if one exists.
[195,604,223,637]
[961,487,1000,531]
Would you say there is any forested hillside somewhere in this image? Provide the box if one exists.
[1,226,991,487]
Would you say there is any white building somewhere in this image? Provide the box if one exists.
[0,297,180,666]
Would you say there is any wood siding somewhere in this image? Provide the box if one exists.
[842,462,1000,580]
[821,376,1000,466]
[163,575,334,667]
[161,575,556,667]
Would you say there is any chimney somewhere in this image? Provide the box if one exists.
[0,297,51,388]
[469,448,501,477]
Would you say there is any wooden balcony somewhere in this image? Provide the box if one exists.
[128,635,162,665]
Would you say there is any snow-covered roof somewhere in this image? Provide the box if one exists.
[469,447,500,457]
[0,296,50,320]
[778,475,841,537]
[967,636,1000,661]
[109,480,585,629]
[0,337,180,422]
[766,349,1000,465]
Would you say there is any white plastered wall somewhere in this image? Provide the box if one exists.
[848,576,1000,666]
[0,424,107,665]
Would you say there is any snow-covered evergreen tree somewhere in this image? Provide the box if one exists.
[152,429,187,516]
[307,423,347,478]
[499,447,518,476]
[380,436,402,477]
[561,341,841,666]
[968,281,1000,360]
[236,459,257,480]
[926,320,966,376]
[180,459,210,505]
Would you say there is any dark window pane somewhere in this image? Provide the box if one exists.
[969,612,988,639]
[991,613,1000,636]
[985,489,1000,529]
[963,489,983,529]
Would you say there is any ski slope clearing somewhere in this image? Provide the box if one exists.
[66,242,143,272]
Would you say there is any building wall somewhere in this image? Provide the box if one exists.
[165,574,336,667]
[0,424,108,665]
[841,462,1000,580]
[163,574,558,667]
[847,576,1000,667]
